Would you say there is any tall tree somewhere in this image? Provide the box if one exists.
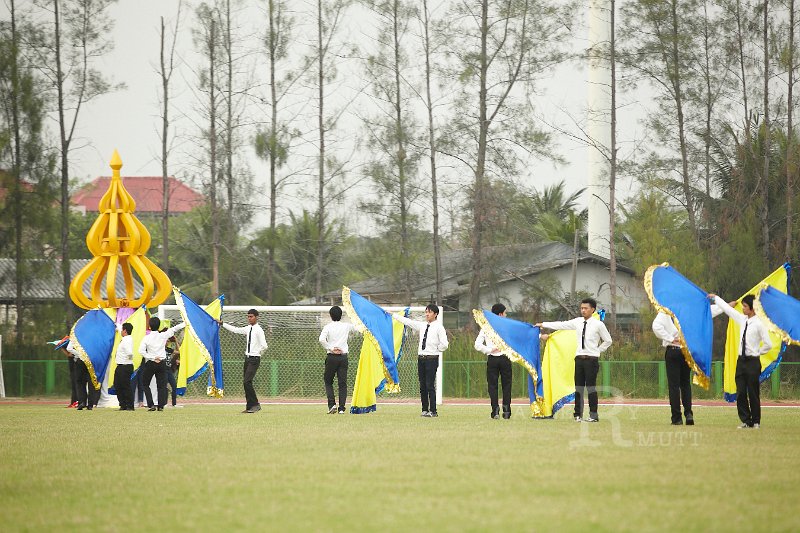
[440,0,574,322]
[360,0,420,304]
[33,0,119,329]
[309,0,350,302]
[255,0,304,302]
[621,0,700,241]
[194,2,222,295]
[420,0,443,306]
[786,0,796,258]
[158,3,182,277]
[760,0,771,259]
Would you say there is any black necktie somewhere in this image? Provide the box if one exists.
[247,326,252,353]
[741,321,748,357]
[581,321,587,350]
[422,324,430,351]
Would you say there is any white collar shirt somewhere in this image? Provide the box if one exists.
[541,317,612,357]
[475,329,506,356]
[652,312,681,348]
[116,335,134,365]
[139,324,185,362]
[393,314,449,355]
[712,297,773,357]
[223,322,268,357]
[319,321,356,354]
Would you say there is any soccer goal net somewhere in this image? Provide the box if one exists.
[157,304,440,404]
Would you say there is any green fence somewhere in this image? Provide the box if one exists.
[3,358,800,401]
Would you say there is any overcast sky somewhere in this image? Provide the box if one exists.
[11,0,646,234]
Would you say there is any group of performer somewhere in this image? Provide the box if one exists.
[58,278,782,429]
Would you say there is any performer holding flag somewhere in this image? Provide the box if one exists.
[537,298,611,423]
[709,293,772,429]
[474,303,513,419]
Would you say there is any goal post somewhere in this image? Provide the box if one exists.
[157,304,443,405]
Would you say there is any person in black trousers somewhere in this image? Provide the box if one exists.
[66,340,99,411]
[475,303,513,419]
[139,317,186,411]
[319,305,357,413]
[219,309,268,413]
[113,322,135,411]
[393,304,450,418]
[652,312,693,425]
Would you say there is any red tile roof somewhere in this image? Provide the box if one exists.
[72,176,204,214]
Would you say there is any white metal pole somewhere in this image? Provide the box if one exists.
[0,334,5,398]
[436,312,444,406]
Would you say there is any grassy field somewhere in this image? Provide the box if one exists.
[0,402,798,532]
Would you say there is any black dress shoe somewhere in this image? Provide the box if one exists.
[157,407,164,411]
[685,418,694,426]
[148,407,157,412]
[502,411,511,419]
[491,408,499,419]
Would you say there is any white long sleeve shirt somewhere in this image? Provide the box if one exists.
[712,297,773,357]
[319,321,356,354]
[139,323,186,362]
[393,315,449,356]
[223,322,268,357]
[474,329,506,357]
[116,335,134,365]
[652,312,681,348]
[541,317,612,357]
[65,340,80,359]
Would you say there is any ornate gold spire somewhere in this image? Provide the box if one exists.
[69,150,171,309]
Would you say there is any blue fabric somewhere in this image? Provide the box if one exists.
[177,291,225,395]
[758,285,800,343]
[347,289,400,386]
[479,310,542,401]
[650,265,713,380]
[71,309,116,386]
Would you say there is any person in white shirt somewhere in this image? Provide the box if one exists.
[394,304,449,418]
[219,308,268,413]
[709,293,773,429]
[139,317,186,411]
[319,306,358,414]
[536,297,612,422]
[113,322,135,411]
[475,303,513,420]
[652,312,693,425]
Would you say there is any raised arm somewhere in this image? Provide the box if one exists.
[392,313,421,332]
[709,295,745,326]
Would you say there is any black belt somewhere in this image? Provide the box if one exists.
[575,355,593,360]
[327,353,348,357]
[418,354,439,359]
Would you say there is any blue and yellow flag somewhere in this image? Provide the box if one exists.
[540,330,578,417]
[755,284,800,346]
[350,312,407,414]
[722,264,789,402]
[342,287,401,394]
[105,306,147,395]
[645,263,712,389]
[69,309,117,391]
[174,288,224,398]
[472,309,543,416]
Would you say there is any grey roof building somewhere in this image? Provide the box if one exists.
[296,241,647,316]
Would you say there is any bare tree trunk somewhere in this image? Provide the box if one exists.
[422,0,442,306]
[608,0,618,333]
[571,226,578,298]
[53,0,72,331]
[315,0,325,303]
[702,1,713,199]
[160,17,170,275]
[761,0,770,260]
[224,0,234,216]
[209,18,220,296]
[669,0,698,241]
[786,0,795,259]
[390,0,411,305]
[266,0,278,302]
[736,0,751,130]
[468,0,490,324]
[9,0,24,342]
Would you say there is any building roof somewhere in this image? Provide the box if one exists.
[72,176,203,214]
[296,241,635,305]
[0,258,145,303]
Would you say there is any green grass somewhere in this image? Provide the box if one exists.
[0,403,798,532]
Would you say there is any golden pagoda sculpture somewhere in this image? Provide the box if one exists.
[69,150,171,309]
